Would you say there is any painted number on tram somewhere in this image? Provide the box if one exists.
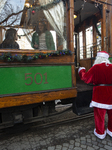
[25,73,48,85]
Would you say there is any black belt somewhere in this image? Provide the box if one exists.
[88,84,112,86]
[96,84,112,86]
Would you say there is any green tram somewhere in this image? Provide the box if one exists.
[0,0,111,128]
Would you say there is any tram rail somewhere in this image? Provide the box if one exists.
[31,112,94,129]
[0,104,94,137]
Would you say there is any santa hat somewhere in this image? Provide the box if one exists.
[97,51,109,59]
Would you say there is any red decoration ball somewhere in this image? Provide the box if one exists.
[32,10,35,14]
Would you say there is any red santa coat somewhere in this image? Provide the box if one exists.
[79,62,112,109]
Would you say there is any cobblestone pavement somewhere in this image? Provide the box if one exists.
[0,114,112,150]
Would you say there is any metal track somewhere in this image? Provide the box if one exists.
[24,105,73,124]
[31,112,94,129]
[0,105,72,130]
[0,110,94,136]
[0,105,94,134]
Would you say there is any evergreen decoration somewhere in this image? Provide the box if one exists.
[29,0,62,12]
[0,50,72,63]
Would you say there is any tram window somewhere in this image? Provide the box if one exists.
[0,0,68,51]
[79,31,83,59]
[17,29,56,50]
[0,28,20,49]
[86,26,93,58]
[17,28,33,50]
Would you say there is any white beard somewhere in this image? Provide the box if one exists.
[93,56,111,66]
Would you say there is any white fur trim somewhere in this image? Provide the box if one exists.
[97,52,109,59]
[90,101,112,109]
[107,129,112,137]
[78,67,85,74]
[94,129,106,139]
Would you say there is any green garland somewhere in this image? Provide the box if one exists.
[0,50,72,63]
[29,0,62,12]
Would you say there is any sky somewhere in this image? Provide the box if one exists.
[0,0,25,26]
[8,0,25,11]
[0,0,7,13]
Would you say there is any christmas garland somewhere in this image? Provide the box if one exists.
[0,50,72,63]
[30,0,62,12]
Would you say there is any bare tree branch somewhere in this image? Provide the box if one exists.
[9,17,18,26]
[0,8,26,25]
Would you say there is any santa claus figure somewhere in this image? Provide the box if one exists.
[78,51,112,139]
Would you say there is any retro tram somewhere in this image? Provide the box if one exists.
[0,0,112,128]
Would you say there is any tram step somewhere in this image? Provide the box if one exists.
[73,106,93,115]
[73,90,93,115]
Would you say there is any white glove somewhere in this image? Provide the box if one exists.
[78,67,86,74]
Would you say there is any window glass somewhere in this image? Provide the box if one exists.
[86,26,93,58]
[79,31,83,59]
[96,22,101,51]
[0,0,67,51]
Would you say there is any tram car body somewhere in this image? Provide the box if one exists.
[0,0,77,128]
[0,0,112,128]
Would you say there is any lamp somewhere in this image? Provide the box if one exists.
[74,11,78,19]
[25,2,30,8]
[74,14,77,19]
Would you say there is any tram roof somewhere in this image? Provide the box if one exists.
[0,0,105,28]
[74,0,100,26]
